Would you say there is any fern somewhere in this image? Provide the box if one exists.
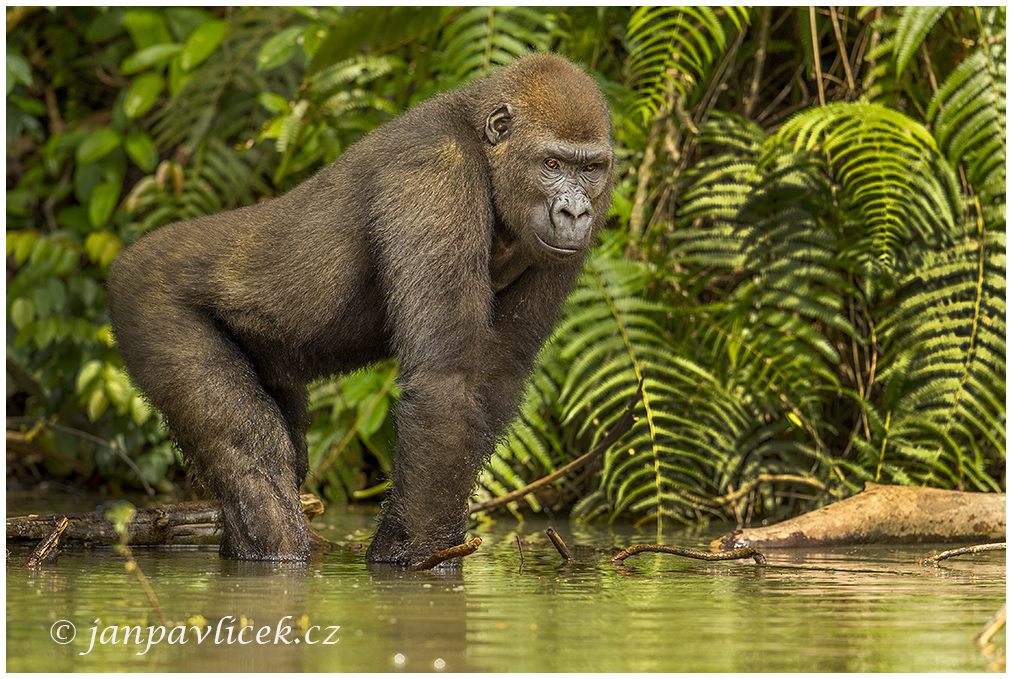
[893,6,948,79]
[927,32,1006,224]
[437,7,556,84]
[626,6,750,121]
[766,102,961,273]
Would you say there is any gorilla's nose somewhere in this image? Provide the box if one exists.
[550,194,595,247]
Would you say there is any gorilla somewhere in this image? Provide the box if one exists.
[108,53,614,566]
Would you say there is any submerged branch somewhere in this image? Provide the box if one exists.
[546,527,574,564]
[609,544,767,566]
[408,537,482,571]
[22,515,68,569]
[920,542,1006,568]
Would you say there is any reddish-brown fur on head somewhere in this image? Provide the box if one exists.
[489,53,612,144]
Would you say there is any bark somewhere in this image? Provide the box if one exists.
[7,493,332,550]
[711,483,1006,551]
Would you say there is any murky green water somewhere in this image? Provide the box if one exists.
[6,497,1006,672]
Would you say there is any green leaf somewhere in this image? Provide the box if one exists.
[123,10,173,50]
[85,229,124,267]
[8,230,36,264]
[121,43,183,75]
[130,394,153,425]
[10,298,35,331]
[125,130,159,172]
[88,182,121,228]
[76,128,122,165]
[104,367,132,411]
[124,73,164,119]
[302,23,329,59]
[258,93,290,114]
[6,47,32,95]
[75,358,104,396]
[179,19,226,71]
[87,387,110,421]
[255,26,304,72]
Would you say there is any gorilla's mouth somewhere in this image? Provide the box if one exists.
[534,233,580,258]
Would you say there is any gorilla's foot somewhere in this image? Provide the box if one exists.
[217,481,312,561]
[365,515,468,568]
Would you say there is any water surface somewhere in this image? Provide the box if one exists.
[6,497,1006,672]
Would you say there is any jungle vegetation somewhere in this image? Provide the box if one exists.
[6,6,1005,528]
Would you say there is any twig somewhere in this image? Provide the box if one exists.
[829,6,855,91]
[919,542,1006,567]
[712,473,834,507]
[8,416,155,496]
[515,535,525,571]
[809,6,826,106]
[408,537,482,571]
[22,516,68,569]
[744,6,772,119]
[609,544,767,566]
[977,603,1006,647]
[470,381,643,514]
[546,527,574,564]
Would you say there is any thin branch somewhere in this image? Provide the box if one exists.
[8,416,155,496]
[920,542,1006,568]
[744,6,772,119]
[408,537,482,571]
[22,516,68,569]
[470,380,643,514]
[546,527,574,564]
[829,6,855,91]
[609,544,767,566]
[809,6,826,106]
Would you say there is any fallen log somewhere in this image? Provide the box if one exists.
[6,493,333,551]
[711,483,1006,551]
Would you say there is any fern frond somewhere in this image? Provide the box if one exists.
[927,40,1006,221]
[626,6,749,121]
[437,7,555,84]
[767,102,961,270]
[893,6,947,78]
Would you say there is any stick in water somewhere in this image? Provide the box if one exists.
[408,537,483,571]
[609,544,767,566]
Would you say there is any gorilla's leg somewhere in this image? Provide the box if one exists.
[367,369,489,565]
[118,306,310,561]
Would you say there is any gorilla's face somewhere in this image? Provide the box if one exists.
[484,104,614,264]
[528,142,612,259]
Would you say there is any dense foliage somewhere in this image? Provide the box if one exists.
[7,7,1005,526]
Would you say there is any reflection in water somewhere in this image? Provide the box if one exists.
[5,501,1006,673]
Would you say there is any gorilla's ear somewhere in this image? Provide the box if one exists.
[485,105,513,145]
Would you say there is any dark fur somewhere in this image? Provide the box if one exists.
[108,54,614,565]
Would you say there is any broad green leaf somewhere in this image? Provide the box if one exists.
[88,183,121,228]
[179,19,226,70]
[125,130,159,172]
[6,47,32,95]
[85,229,124,266]
[87,386,110,421]
[10,298,34,330]
[122,10,173,50]
[256,26,304,72]
[76,128,122,165]
[130,394,153,425]
[258,93,290,114]
[124,73,164,119]
[121,43,183,74]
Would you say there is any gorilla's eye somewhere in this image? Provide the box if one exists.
[544,158,560,170]
[583,163,599,172]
